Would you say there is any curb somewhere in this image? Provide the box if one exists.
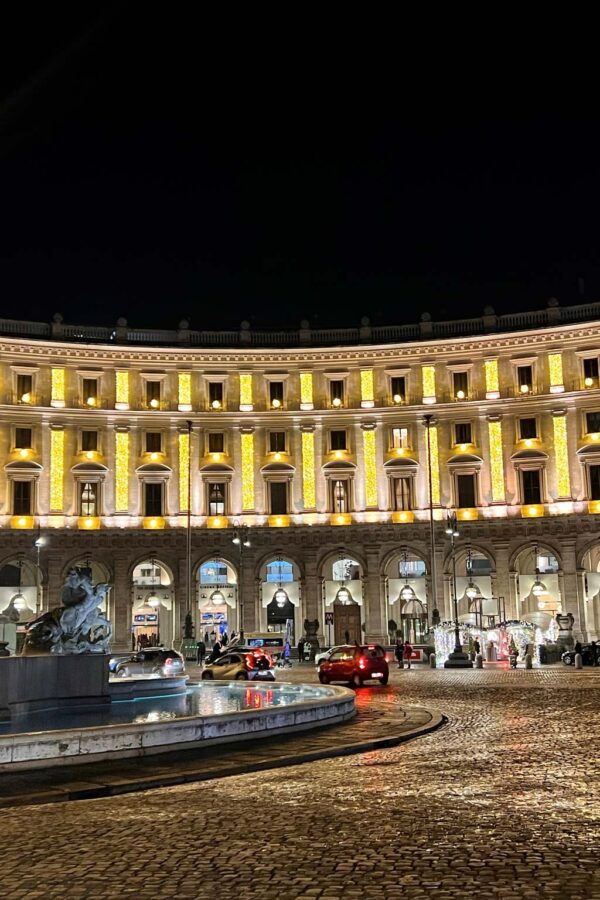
[0,711,446,809]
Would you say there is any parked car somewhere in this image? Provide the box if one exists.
[201,650,275,681]
[111,648,185,678]
[314,645,345,666]
[318,644,389,687]
[562,645,598,666]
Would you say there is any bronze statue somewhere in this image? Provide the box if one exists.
[22,567,112,655]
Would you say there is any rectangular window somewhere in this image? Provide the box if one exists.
[146,381,161,408]
[519,418,537,440]
[269,381,284,408]
[517,365,533,393]
[269,432,286,453]
[332,479,349,513]
[590,466,600,500]
[391,376,406,403]
[79,482,98,516]
[586,412,600,434]
[522,469,542,505]
[144,482,163,516]
[455,422,472,445]
[392,477,412,511]
[330,380,344,407]
[82,378,98,405]
[453,372,469,399]
[584,358,599,383]
[145,432,162,453]
[391,427,409,449]
[81,430,98,452]
[208,382,223,408]
[330,430,347,451]
[457,473,476,508]
[208,433,224,454]
[208,482,226,516]
[17,374,32,401]
[15,428,32,449]
[269,482,288,515]
[13,481,32,515]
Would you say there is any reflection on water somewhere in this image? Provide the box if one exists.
[0,682,333,735]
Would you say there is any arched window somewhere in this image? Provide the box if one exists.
[333,558,360,581]
[200,560,229,584]
[266,560,294,583]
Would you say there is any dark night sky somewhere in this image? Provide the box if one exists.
[0,8,597,331]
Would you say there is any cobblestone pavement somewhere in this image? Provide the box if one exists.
[2,667,600,899]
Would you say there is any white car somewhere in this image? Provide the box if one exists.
[314,645,345,666]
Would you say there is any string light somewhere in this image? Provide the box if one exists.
[301,431,316,509]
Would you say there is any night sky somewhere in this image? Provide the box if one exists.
[0,8,597,331]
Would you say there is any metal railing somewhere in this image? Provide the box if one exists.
[1,299,600,348]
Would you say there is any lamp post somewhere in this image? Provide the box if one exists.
[422,415,437,624]
[444,511,473,668]
[232,523,250,639]
[185,420,193,638]
[33,533,45,615]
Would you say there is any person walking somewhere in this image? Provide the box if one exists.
[592,640,599,666]
[395,637,405,669]
[210,639,222,662]
[403,639,413,670]
[284,640,292,667]
[297,638,305,664]
[574,640,583,656]
[196,639,206,666]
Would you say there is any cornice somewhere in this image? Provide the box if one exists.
[2,319,600,366]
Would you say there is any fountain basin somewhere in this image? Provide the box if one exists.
[108,674,189,700]
[0,682,355,771]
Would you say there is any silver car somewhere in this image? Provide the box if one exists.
[314,645,345,667]
[111,648,185,678]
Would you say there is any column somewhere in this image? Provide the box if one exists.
[363,546,386,643]
[302,552,323,646]
[493,542,510,619]
[559,542,585,640]
[45,554,64,613]
[112,555,132,651]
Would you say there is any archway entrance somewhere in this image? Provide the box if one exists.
[259,557,300,643]
[197,559,238,647]
[0,557,37,653]
[333,599,361,644]
[385,549,428,643]
[131,560,174,650]
[515,545,561,630]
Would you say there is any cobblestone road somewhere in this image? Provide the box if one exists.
[3,667,600,899]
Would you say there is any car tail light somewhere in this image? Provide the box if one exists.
[245,655,255,669]
[165,658,174,666]
[358,656,367,669]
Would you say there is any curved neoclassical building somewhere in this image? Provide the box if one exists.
[1,301,600,650]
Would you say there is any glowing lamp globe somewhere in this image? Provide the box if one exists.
[150,398,159,409]
[147,594,160,609]
[21,392,31,403]
[336,587,351,605]
[520,384,530,394]
[12,592,26,611]
[211,590,225,606]
[86,397,96,407]
[585,376,594,387]
[399,584,415,601]
[466,583,478,600]
[332,397,342,407]
[393,393,402,404]
[274,588,288,607]
[271,398,281,408]
[211,399,221,409]
[456,390,465,400]
[531,579,546,596]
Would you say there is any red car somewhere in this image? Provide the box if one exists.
[318,644,389,687]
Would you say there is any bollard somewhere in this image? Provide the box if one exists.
[525,653,533,669]
[575,653,583,670]
[429,653,436,668]
[475,652,483,669]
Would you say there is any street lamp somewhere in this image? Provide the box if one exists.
[530,544,547,597]
[33,533,45,615]
[422,415,437,623]
[443,511,473,668]
[232,523,250,639]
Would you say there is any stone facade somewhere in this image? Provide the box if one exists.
[2,308,600,646]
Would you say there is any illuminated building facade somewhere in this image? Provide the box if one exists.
[2,302,600,650]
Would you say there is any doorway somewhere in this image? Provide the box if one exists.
[334,601,361,644]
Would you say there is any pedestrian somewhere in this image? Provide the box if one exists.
[574,640,583,656]
[204,630,209,644]
[222,630,228,646]
[395,637,404,669]
[592,640,599,666]
[284,640,292,667]
[473,638,481,656]
[297,637,305,663]
[210,639,222,662]
[344,629,350,644]
[304,640,312,662]
[403,639,413,670]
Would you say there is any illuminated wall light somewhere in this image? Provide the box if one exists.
[363,429,378,507]
[51,368,65,406]
[19,448,29,458]
[178,372,192,409]
[360,369,375,407]
[422,365,436,402]
[301,431,316,509]
[239,373,253,409]
[591,433,600,443]
[427,425,440,505]
[178,431,190,511]
[585,376,594,388]
[488,420,505,503]
[553,415,570,497]
[548,353,564,392]
[86,450,95,460]
[241,432,254,510]
[484,359,499,397]
[115,431,129,511]
[115,371,129,408]
[150,398,160,409]
[300,373,313,409]
[50,429,64,511]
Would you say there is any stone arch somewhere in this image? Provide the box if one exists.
[509,541,563,573]
[192,553,239,584]
[381,544,429,578]
[254,549,304,581]
[317,546,368,579]
[127,554,176,584]
[60,554,113,583]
